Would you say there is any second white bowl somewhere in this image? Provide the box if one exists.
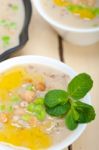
[33,0,99,46]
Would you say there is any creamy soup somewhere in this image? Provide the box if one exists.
[0,0,25,54]
[40,0,99,29]
[0,65,72,150]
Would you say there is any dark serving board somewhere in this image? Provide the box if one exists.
[0,0,32,61]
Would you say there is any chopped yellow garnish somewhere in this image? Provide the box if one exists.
[0,67,27,100]
[0,67,26,90]
[53,0,70,6]
[53,0,98,19]
[0,124,52,149]
[80,9,95,19]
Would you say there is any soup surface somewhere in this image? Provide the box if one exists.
[40,0,99,29]
[0,0,25,54]
[0,65,72,150]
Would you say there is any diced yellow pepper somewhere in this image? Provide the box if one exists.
[0,124,52,149]
[53,0,70,7]
[79,9,95,19]
[0,67,26,90]
[0,67,27,100]
[53,0,96,20]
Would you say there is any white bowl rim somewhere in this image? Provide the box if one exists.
[33,0,99,33]
[0,55,91,150]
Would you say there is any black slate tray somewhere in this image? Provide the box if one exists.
[0,0,32,61]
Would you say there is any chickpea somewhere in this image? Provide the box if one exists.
[20,91,36,102]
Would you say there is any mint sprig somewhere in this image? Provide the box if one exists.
[74,101,95,123]
[68,73,93,100]
[65,109,78,130]
[44,73,96,130]
[45,90,68,108]
[46,103,70,117]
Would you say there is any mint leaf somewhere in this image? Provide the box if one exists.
[65,110,78,130]
[44,73,95,131]
[72,107,79,121]
[46,102,70,117]
[44,90,68,108]
[68,73,93,100]
[74,101,96,123]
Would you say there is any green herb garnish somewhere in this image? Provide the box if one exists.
[2,36,10,46]
[0,20,7,26]
[26,85,35,91]
[66,4,99,19]
[22,114,31,122]
[45,90,68,108]
[11,4,19,11]
[44,73,96,130]
[0,19,16,29]
[73,101,95,123]
[65,109,78,130]
[27,102,46,121]
[11,95,21,103]
[7,105,13,112]
[34,98,44,105]
[67,73,93,100]
[0,105,5,112]
[46,103,70,117]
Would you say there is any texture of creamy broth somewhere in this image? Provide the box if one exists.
[0,64,72,150]
[41,0,99,29]
[0,0,25,54]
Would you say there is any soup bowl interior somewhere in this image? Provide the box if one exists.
[0,55,91,150]
[33,0,99,32]
[33,0,99,46]
[0,0,32,61]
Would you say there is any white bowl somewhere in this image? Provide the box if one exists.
[33,0,99,46]
[0,55,91,150]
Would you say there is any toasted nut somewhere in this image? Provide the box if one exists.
[20,91,36,102]
[0,113,8,123]
[36,82,46,91]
